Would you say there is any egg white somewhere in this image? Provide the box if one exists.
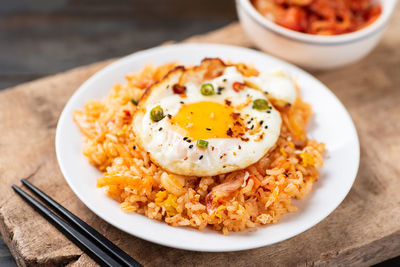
[249,68,297,107]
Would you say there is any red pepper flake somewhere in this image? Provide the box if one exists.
[238,145,241,150]
[234,121,242,126]
[241,137,249,142]
[285,103,292,109]
[172,84,186,94]
[122,110,132,124]
[232,82,245,92]
[226,128,233,137]
[225,99,232,106]
[230,112,240,120]
[167,114,172,119]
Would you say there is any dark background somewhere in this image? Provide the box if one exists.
[0,0,398,266]
[0,0,235,90]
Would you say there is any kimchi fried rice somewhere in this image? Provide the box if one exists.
[73,60,325,235]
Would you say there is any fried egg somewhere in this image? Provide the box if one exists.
[132,58,297,176]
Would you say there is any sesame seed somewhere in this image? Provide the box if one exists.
[133,145,136,150]
[180,101,184,104]
[266,110,271,113]
[259,120,264,125]
[206,128,211,131]
[189,144,193,149]
[250,118,254,121]
[187,139,191,143]
[223,78,227,82]
[264,91,269,94]
[265,125,268,129]
[250,125,254,130]
[183,137,188,140]
[159,127,163,131]
[199,155,203,160]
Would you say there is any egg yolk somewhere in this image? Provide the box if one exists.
[170,101,244,140]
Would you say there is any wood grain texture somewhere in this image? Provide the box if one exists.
[0,0,235,90]
[0,239,17,267]
[0,9,400,267]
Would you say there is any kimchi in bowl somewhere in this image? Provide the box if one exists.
[236,0,397,69]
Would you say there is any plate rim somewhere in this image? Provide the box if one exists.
[55,43,360,252]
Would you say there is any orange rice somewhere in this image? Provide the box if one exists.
[73,61,325,234]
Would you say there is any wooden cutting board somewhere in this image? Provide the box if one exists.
[1,11,400,266]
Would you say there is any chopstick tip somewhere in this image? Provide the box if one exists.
[11,184,20,192]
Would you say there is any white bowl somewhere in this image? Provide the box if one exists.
[236,0,397,70]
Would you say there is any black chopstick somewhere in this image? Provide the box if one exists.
[12,184,121,267]
[20,179,141,267]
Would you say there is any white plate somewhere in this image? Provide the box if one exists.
[56,43,359,252]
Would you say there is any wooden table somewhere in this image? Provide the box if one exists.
[1,1,400,266]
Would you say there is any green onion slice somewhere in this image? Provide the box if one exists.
[196,139,209,149]
[252,99,269,110]
[131,98,138,105]
[150,105,165,122]
[200,83,215,96]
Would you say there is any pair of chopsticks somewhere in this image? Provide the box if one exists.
[12,179,142,267]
